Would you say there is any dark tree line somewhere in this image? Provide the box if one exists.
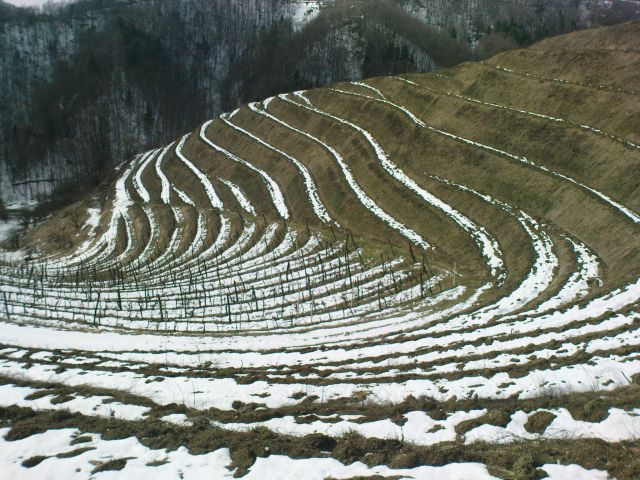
[221,1,474,109]
[5,14,209,192]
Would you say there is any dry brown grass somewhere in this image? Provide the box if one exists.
[20,23,640,297]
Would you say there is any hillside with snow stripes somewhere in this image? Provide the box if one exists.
[1,22,639,480]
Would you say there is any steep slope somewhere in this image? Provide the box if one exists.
[1,22,640,479]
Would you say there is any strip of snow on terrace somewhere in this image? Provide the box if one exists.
[128,206,159,269]
[271,94,430,249]
[0,383,149,421]
[4,339,640,411]
[534,237,599,313]
[170,212,208,267]
[6,273,639,363]
[465,407,640,444]
[358,82,640,225]
[431,175,599,315]
[427,175,560,321]
[391,75,640,152]
[172,185,195,206]
[220,179,256,215]
[200,119,289,219]
[351,81,387,99]
[175,134,223,209]
[97,158,137,261]
[210,409,486,446]
[302,89,503,278]
[492,64,640,96]
[132,149,159,203]
[238,105,335,224]
[155,142,175,204]
[0,426,501,480]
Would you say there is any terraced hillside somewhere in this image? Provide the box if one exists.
[0,21,639,479]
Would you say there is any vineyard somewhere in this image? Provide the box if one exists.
[1,22,639,479]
